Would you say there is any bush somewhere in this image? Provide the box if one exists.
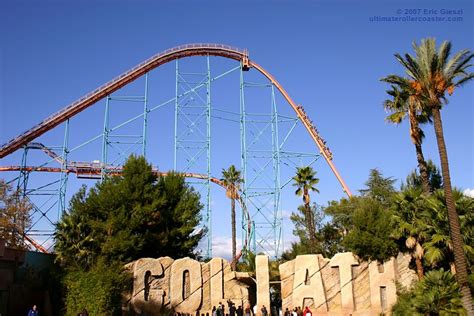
[392,269,466,315]
[63,262,128,316]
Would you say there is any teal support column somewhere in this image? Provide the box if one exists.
[271,85,282,258]
[206,55,212,258]
[142,73,149,158]
[58,119,69,216]
[239,64,253,254]
[173,60,179,170]
[101,96,111,179]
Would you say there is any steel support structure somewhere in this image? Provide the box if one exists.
[101,73,149,179]
[174,57,213,258]
[58,119,69,215]
[239,67,283,257]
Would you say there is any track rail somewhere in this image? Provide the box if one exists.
[0,43,352,196]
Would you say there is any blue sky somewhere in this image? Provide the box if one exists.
[0,0,473,257]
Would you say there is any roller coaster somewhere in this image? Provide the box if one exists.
[0,43,351,259]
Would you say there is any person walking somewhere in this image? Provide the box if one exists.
[27,305,39,316]
[303,306,312,316]
[244,304,251,316]
[296,307,303,316]
[260,305,268,316]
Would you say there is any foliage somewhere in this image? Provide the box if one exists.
[292,166,320,252]
[221,165,244,270]
[292,166,320,203]
[55,155,204,269]
[391,187,427,278]
[55,156,204,315]
[324,196,359,232]
[236,249,256,274]
[220,165,243,200]
[402,160,443,191]
[290,203,324,246]
[359,168,396,206]
[285,169,399,262]
[382,38,474,311]
[63,261,128,316]
[392,269,466,315]
[316,222,346,258]
[383,82,433,194]
[422,189,474,270]
[285,203,345,259]
[0,180,32,249]
[343,197,398,262]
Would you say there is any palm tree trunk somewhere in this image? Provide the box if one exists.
[303,189,316,253]
[408,108,431,194]
[414,141,431,194]
[432,106,473,314]
[415,256,424,280]
[231,197,236,271]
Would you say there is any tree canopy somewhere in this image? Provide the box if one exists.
[55,155,204,269]
[0,180,31,249]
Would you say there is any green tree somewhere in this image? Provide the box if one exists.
[402,160,443,192]
[325,169,396,235]
[325,169,398,262]
[343,197,398,262]
[384,38,474,312]
[55,156,204,267]
[359,168,396,205]
[292,166,320,252]
[392,187,427,279]
[55,156,204,314]
[0,180,31,249]
[221,165,243,270]
[382,84,432,194]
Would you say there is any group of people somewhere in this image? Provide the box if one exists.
[187,303,312,316]
[210,301,250,316]
[284,306,313,316]
[294,104,333,160]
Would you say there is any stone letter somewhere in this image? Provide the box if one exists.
[170,257,202,312]
[369,258,397,313]
[131,258,165,314]
[256,255,270,315]
[330,252,359,313]
[210,258,224,309]
[293,255,327,311]
[279,260,295,312]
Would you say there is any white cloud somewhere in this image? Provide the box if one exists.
[463,188,474,198]
[211,236,242,260]
[280,209,294,219]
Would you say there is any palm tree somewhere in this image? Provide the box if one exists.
[423,189,474,273]
[54,213,96,269]
[384,38,474,314]
[292,166,320,253]
[392,188,427,279]
[382,84,432,194]
[221,165,243,270]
